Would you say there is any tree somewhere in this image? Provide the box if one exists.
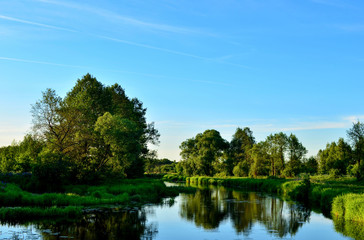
[230,127,255,176]
[265,132,288,176]
[31,74,159,180]
[31,89,77,154]
[347,121,364,179]
[302,156,318,174]
[179,130,229,176]
[284,134,307,177]
[249,141,270,177]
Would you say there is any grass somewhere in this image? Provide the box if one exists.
[0,178,195,222]
[332,193,364,222]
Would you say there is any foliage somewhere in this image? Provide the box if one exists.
[347,121,364,179]
[145,158,175,174]
[179,129,229,176]
[30,73,159,180]
[318,138,352,176]
[0,179,193,221]
[332,193,364,222]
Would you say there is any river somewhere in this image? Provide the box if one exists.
[0,184,359,240]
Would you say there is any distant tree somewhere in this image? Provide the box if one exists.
[302,156,318,174]
[230,127,255,176]
[347,121,364,179]
[284,134,307,177]
[265,132,288,176]
[179,130,229,176]
[249,142,270,177]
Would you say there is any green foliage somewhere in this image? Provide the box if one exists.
[301,156,318,174]
[0,206,82,223]
[332,193,364,222]
[347,121,364,179]
[179,129,229,176]
[145,158,175,174]
[30,74,159,180]
[229,127,255,176]
[0,178,194,221]
[318,138,352,176]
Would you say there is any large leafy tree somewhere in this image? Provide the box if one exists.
[31,73,159,180]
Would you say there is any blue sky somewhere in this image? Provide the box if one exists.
[1,0,364,160]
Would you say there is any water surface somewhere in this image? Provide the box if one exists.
[0,184,360,240]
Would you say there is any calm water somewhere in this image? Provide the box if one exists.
[0,184,361,240]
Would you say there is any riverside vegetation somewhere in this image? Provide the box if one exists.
[0,73,363,232]
[163,174,364,223]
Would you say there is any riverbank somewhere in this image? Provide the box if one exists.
[163,174,364,222]
[0,178,195,223]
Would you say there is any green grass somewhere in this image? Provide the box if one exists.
[0,206,82,224]
[0,178,195,222]
[332,193,364,222]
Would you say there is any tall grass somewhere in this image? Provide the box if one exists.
[0,178,194,221]
[332,193,364,222]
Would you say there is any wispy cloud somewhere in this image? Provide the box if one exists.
[0,14,77,32]
[0,12,249,69]
[36,0,211,36]
[94,35,250,69]
[0,56,87,68]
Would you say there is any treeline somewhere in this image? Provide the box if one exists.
[0,74,159,190]
[176,122,364,179]
[145,158,176,174]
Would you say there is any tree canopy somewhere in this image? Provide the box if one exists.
[30,73,159,182]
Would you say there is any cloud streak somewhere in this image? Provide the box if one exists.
[0,56,87,68]
[0,14,77,32]
[36,0,210,35]
[0,13,249,69]
[95,35,249,69]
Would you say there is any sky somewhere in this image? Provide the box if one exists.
[1,0,364,160]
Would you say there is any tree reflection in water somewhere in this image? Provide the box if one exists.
[179,185,311,238]
[36,209,157,240]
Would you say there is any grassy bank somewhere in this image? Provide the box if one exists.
[0,178,194,222]
[162,174,364,220]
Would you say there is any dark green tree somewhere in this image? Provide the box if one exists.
[284,134,307,177]
[347,121,364,179]
[230,127,255,177]
[265,132,288,176]
[179,130,229,176]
